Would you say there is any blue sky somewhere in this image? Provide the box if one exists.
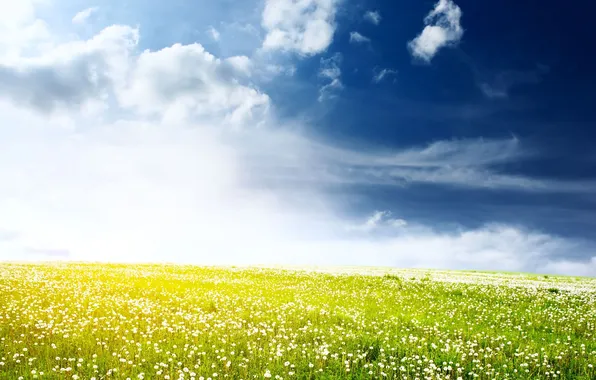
[0,0,595,275]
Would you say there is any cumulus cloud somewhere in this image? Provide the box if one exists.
[349,31,370,44]
[0,26,136,115]
[225,55,253,75]
[408,0,463,62]
[0,1,51,61]
[318,53,342,101]
[72,7,99,24]
[1,1,595,276]
[0,25,138,113]
[117,43,269,125]
[372,68,397,83]
[364,10,381,25]
[261,0,339,55]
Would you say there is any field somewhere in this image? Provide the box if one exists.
[0,264,595,379]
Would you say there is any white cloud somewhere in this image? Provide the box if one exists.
[318,53,341,80]
[72,6,99,25]
[261,0,339,55]
[0,25,138,113]
[537,257,596,277]
[357,211,407,232]
[318,78,342,102]
[225,55,253,75]
[349,31,370,44]
[372,68,397,83]
[117,43,269,125]
[318,53,342,101]
[262,63,296,77]
[1,1,595,276]
[364,10,381,25]
[408,0,463,62]
[255,135,596,192]
[0,0,42,29]
[0,0,51,61]
[356,225,595,275]
[207,26,220,41]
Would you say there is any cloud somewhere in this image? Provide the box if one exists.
[0,25,138,113]
[349,31,370,44]
[355,224,596,275]
[0,229,18,242]
[353,211,407,232]
[306,136,526,171]
[207,26,220,41]
[318,53,342,101]
[262,63,296,78]
[0,1,51,62]
[296,224,596,276]
[364,10,381,25]
[478,66,550,99]
[537,257,596,278]
[318,79,342,102]
[372,68,397,83]
[117,43,269,124]
[408,0,463,62]
[261,0,339,55]
[72,7,99,25]
[225,55,253,75]
[318,53,341,80]
[253,135,596,193]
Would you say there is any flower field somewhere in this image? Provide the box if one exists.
[0,263,595,379]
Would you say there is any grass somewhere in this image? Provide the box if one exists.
[0,263,595,379]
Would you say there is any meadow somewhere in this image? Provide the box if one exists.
[0,264,595,380]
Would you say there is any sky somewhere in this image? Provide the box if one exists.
[1,0,595,276]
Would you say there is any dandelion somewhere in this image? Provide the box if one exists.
[0,264,595,380]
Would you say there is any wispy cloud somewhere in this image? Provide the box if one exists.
[349,31,371,44]
[372,68,397,83]
[318,53,343,101]
[364,10,382,25]
[408,0,463,62]
[72,7,99,25]
[478,66,550,99]
[207,26,220,41]
[248,135,596,193]
[350,210,407,232]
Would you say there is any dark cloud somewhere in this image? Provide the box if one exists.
[0,53,110,113]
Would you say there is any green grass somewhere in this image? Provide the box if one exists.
[0,263,595,379]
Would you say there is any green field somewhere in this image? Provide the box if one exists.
[0,264,595,379]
